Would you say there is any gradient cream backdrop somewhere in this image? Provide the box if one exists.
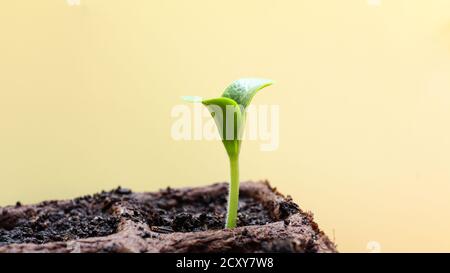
[1,0,450,252]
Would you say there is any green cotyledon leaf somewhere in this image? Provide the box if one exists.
[202,97,243,158]
[221,78,274,109]
[182,78,273,157]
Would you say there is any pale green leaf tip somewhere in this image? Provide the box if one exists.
[222,78,274,108]
[181,96,203,103]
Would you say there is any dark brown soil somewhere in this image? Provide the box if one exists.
[0,181,337,253]
[0,192,121,246]
[125,184,299,233]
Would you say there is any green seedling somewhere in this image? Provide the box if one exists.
[182,78,273,228]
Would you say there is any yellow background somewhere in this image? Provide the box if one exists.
[1,0,450,252]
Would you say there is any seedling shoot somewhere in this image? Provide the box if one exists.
[183,78,273,228]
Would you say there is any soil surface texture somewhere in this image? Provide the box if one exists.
[0,181,337,253]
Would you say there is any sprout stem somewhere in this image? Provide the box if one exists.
[225,155,239,229]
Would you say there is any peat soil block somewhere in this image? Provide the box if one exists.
[0,181,337,253]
